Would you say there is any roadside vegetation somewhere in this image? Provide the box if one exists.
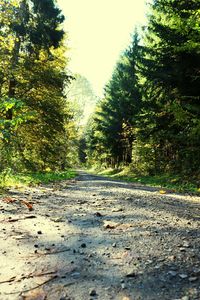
[90,167,200,194]
[84,0,200,187]
[0,169,77,190]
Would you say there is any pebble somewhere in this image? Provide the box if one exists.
[121,283,126,289]
[179,247,186,252]
[179,274,188,279]
[188,277,198,282]
[181,296,189,300]
[183,242,190,248]
[71,272,80,278]
[168,270,177,277]
[94,212,102,217]
[124,247,131,250]
[81,243,87,248]
[126,271,136,278]
[89,289,97,296]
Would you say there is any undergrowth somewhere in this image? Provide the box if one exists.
[0,169,77,189]
[93,167,200,194]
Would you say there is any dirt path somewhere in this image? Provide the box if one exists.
[0,171,200,300]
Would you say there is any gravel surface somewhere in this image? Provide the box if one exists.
[0,171,200,300]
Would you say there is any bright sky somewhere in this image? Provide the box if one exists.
[57,0,148,97]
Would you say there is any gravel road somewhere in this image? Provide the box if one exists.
[0,171,200,300]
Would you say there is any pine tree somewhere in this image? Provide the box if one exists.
[85,31,142,167]
[139,0,200,174]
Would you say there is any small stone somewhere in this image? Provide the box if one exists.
[179,274,188,279]
[121,283,126,289]
[89,289,97,296]
[126,271,136,278]
[125,197,132,201]
[193,268,200,275]
[112,208,123,212]
[168,270,177,277]
[168,255,176,261]
[34,244,39,248]
[71,272,80,278]
[112,243,117,248]
[154,264,161,269]
[183,242,190,248]
[81,243,86,248]
[125,246,131,250]
[94,212,102,217]
[179,247,186,252]
[188,277,198,282]
[181,296,189,300]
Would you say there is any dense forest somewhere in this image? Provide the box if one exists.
[85,0,200,180]
[0,0,74,175]
[0,0,200,186]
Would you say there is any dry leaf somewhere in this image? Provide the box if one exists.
[159,190,166,194]
[21,200,34,211]
[22,288,46,300]
[2,197,16,203]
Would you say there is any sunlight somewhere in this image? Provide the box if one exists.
[57,0,148,96]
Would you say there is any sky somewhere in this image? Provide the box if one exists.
[57,0,148,97]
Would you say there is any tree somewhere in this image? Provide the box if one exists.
[85,31,142,167]
[138,0,200,174]
[0,0,73,172]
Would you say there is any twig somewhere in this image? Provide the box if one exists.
[5,275,57,295]
[0,271,56,285]
[0,277,16,284]
[2,215,36,223]
[40,248,70,255]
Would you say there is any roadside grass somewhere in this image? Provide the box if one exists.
[94,167,200,194]
[0,169,77,189]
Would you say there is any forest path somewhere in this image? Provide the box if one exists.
[0,171,200,300]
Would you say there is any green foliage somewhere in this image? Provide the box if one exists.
[85,30,142,167]
[96,168,200,194]
[0,0,74,175]
[0,169,77,188]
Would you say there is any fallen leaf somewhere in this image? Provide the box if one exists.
[159,190,166,194]
[21,288,47,300]
[2,196,16,203]
[21,200,33,211]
